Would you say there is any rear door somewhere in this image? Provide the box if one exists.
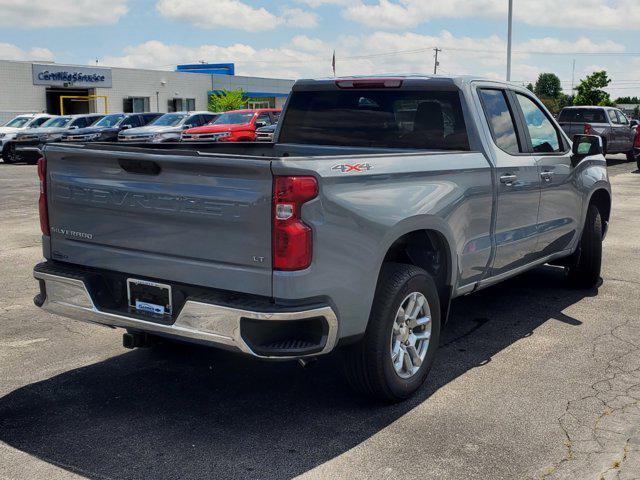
[477,87,541,275]
[45,145,274,296]
[607,109,622,152]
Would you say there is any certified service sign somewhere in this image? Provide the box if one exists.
[32,64,112,88]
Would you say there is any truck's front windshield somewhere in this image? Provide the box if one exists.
[150,113,186,127]
[213,112,255,125]
[5,117,30,128]
[95,114,125,127]
[42,117,72,128]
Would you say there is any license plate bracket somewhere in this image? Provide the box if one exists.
[127,278,172,316]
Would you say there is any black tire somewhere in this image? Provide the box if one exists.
[627,150,636,162]
[567,204,602,288]
[2,144,17,164]
[342,263,441,402]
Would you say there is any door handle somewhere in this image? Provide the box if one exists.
[540,170,554,182]
[499,174,518,185]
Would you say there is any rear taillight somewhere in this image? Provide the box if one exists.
[584,123,593,134]
[37,157,49,236]
[272,176,318,271]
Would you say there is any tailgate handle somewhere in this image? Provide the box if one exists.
[118,158,161,175]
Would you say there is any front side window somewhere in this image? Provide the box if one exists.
[29,117,50,127]
[279,90,469,150]
[255,113,272,126]
[478,89,520,154]
[515,94,561,153]
[71,118,88,128]
[616,110,629,125]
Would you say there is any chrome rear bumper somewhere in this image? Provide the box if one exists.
[34,269,338,359]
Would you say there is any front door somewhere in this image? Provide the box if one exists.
[477,88,541,276]
[513,92,581,256]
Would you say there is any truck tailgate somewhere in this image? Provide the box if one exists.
[45,145,273,296]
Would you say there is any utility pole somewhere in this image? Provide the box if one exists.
[571,59,576,94]
[506,0,513,81]
[433,48,441,75]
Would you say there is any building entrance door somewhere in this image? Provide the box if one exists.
[46,88,91,115]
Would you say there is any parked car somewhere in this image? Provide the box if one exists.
[181,108,280,142]
[558,106,637,161]
[4,114,103,164]
[33,75,611,401]
[255,123,277,142]
[118,111,218,143]
[1,113,56,161]
[61,112,162,143]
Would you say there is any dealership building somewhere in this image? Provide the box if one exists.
[0,60,294,124]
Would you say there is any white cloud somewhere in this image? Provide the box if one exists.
[342,0,640,30]
[156,0,317,31]
[97,31,634,98]
[0,43,54,61]
[281,8,319,28]
[290,35,330,52]
[0,0,128,28]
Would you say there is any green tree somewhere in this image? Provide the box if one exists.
[526,83,534,92]
[574,71,612,106]
[208,89,252,112]
[615,96,640,104]
[534,73,563,99]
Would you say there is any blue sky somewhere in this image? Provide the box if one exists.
[1,0,639,98]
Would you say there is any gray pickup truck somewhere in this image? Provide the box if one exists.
[558,106,637,161]
[33,76,611,401]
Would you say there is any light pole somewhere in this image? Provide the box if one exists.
[506,0,513,81]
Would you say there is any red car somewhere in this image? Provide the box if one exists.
[181,108,280,142]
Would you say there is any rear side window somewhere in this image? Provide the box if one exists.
[279,89,469,150]
[558,108,607,123]
[515,94,562,153]
[478,89,520,154]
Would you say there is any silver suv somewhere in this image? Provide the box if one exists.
[558,106,637,161]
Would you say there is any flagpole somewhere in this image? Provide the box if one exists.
[332,50,336,77]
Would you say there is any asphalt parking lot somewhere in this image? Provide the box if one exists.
[0,157,639,480]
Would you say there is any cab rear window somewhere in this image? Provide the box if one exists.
[558,108,607,123]
[279,90,469,150]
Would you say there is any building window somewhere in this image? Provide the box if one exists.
[185,98,195,111]
[124,97,149,113]
[168,98,195,112]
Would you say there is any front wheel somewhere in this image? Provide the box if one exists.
[342,263,441,402]
[567,204,602,288]
[626,149,637,162]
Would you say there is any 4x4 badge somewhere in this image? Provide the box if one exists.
[331,163,373,173]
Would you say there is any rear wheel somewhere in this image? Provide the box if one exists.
[2,144,18,164]
[567,204,602,289]
[626,149,636,162]
[343,263,441,402]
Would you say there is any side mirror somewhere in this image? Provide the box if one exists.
[571,134,603,166]
[70,125,79,130]
[630,120,638,128]
[121,124,131,130]
[254,121,267,128]
[182,124,194,130]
